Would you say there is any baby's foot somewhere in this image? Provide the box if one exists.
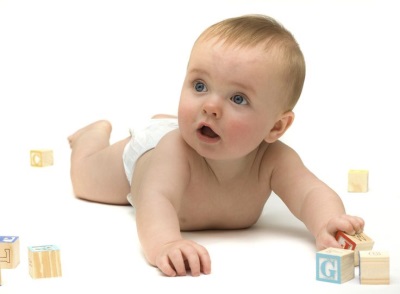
[68,120,112,149]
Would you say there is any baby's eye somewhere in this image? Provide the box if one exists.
[194,81,207,92]
[231,94,248,105]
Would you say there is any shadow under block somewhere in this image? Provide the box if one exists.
[359,251,390,285]
[316,247,355,284]
[28,245,62,279]
[348,169,368,192]
[30,149,53,167]
[0,236,20,269]
[336,231,374,266]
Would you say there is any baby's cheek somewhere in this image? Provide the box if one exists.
[228,121,260,142]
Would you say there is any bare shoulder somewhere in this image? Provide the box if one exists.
[145,129,193,177]
[132,129,194,204]
[260,140,308,186]
[156,128,195,162]
[263,140,303,167]
[264,140,321,200]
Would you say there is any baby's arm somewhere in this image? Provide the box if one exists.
[269,141,364,250]
[131,131,211,276]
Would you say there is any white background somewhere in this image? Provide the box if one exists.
[0,0,399,293]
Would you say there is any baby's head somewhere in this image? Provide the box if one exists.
[192,14,305,111]
[178,15,306,159]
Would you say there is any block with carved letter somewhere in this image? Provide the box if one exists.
[28,245,62,279]
[359,250,390,285]
[316,247,355,284]
[0,236,20,269]
[336,231,374,266]
[30,149,54,167]
[348,169,368,192]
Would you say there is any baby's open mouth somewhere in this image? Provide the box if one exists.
[200,126,219,138]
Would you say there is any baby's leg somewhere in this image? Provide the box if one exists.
[68,120,130,205]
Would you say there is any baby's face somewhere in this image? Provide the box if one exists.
[178,38,288,160]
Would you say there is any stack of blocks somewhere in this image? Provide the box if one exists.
[28,245,62,279]
[316,231,390,285]
[336,231,374,266]
[30,149,54,167]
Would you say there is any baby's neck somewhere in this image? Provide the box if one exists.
[203,144,266,184]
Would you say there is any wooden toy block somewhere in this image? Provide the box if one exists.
[30,149,53,167]
[0,236,20,269]
[316,247,354,284]
[0,265,2,286]
[359,250,390,285]
[336,231,374,266]
[28,245,62,279]
[348,169,368,192]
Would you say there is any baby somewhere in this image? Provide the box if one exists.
[68,14,364,277]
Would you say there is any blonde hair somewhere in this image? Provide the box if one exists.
[195,14,306,110]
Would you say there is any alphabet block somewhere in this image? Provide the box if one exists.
[359,251,390,285]
[0,265,2,286]
[316,247,354,284]
[30,149,53,167]
[28,245,62,279]
[348,169,368,192]
[0,236,20,269]
[336,231,374,266]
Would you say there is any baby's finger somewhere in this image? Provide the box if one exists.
[199,250,211,275]
[316,233,341,251]
[326,215,358,236]
[181,246,201,276]
[326,216,351,235]
[338,215,365,235]
[348,215,365,234]
[156,255,178,277]
[168,248,187,276]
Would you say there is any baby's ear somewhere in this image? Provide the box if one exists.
[264,111,295,143]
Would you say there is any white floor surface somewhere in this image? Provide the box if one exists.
[1,0,399,293]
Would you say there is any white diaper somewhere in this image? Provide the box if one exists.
[122,118,179,185]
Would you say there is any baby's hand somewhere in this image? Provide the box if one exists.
[316,214,365,250]
[155,239,211,277]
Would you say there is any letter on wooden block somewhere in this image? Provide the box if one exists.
[359,251,390,285]
[316,247,354,284]
[348,170,368,192]
[28,245,62,279]
[30,149,54,167]
[336,231,374,266]
[0,236,20,269]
